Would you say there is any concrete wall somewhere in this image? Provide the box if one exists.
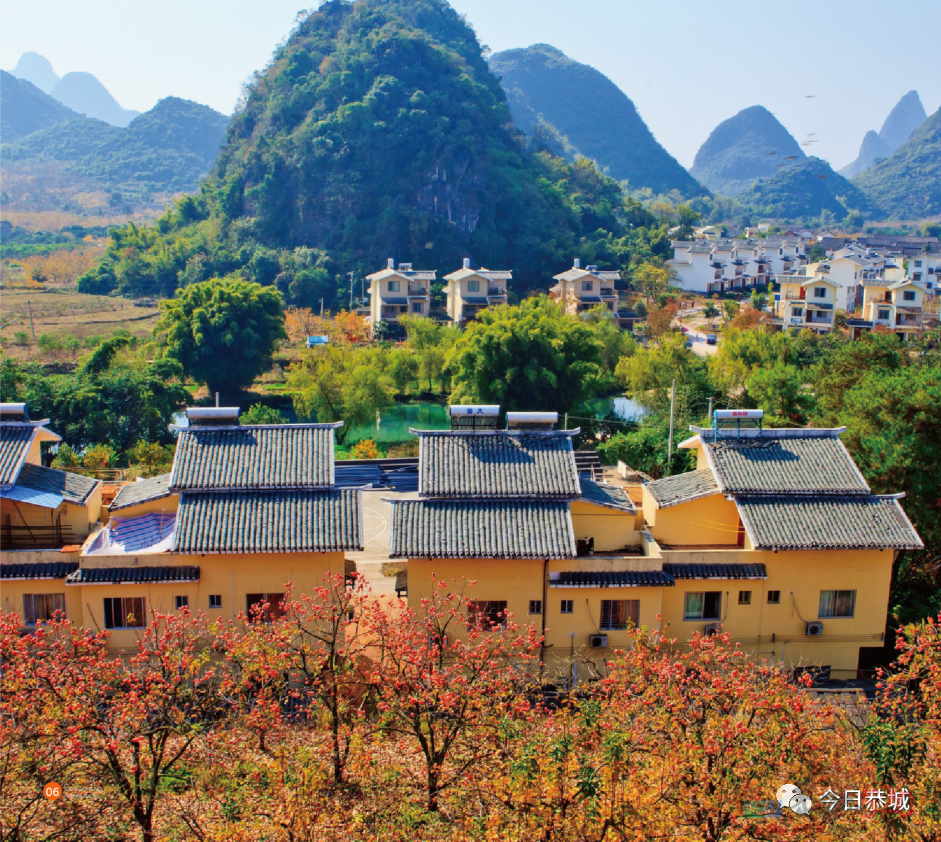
[643,492,741,547]
[569,501,641,551]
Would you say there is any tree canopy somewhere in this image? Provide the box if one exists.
[446,298,602,414]
[155,277,286,396]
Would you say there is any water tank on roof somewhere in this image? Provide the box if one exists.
[449,405,500,417]
[713,409,764,420]
[185,407,240,426]
[506,411,558,429]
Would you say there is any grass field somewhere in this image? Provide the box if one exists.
[0,286,161,362]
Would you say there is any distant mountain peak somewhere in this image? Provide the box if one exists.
[488,43,705,196]
[878,90,926,152]
[12,51,60,94]
[690,105,804,196]
[839,130,891,178]
[50,72,140,127]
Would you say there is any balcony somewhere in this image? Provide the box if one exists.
[407,287,429,297]
[600,288,617,298]
[487,288,506,297]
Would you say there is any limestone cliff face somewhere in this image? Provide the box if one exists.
[878,90,927,152]
[840,131,892,178]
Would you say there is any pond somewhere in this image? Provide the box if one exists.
[173,396,644,442]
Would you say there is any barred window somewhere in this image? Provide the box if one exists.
[103,597,145,629]
[467,600,508,630]
[599,599,639,631]
[528,600,542,615]
[819,590,855,619]
[23,593,65,625]
[560,600,574,614]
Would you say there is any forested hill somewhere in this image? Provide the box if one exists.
[0,70,81,142]
[79,0,668,303]
[690,105,805,196]
[736,157,871,221]
[2,97,230,200]
[853,107,941,220]
[487,44,705,198]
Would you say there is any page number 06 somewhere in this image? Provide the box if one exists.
[44,783,62,800]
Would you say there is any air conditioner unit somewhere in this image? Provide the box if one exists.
[805,621,825,637]
[704,623,721,636]
[588,634,608,648]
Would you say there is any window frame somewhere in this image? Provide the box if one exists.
[467,279,480,292]
[903,290,916,301]
[814,287,827,298]
[467,600,508,630]
[23,593,66,625]
[175,595,189,610]
[560,599,574,615]
[738,590,752,605]
[767,590,781,604]
[246,593,286,623]
[528,600,542,616]
[599,599,640,631]
[818,589,856,619]
[411,302,423,313]
[103,596,146,630]
[581,280,593,292]
[387,280,400,292]
[684,591,722,621]
[208,594,222,609]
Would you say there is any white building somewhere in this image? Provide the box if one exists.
[549,259,620,315]
[444,259,511,324]
[366,260,436,331]
[907,251,939,296]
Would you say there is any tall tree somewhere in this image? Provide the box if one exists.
[155,277,286,396]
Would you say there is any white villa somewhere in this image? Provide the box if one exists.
[366,260,436,331]
[444,259,510,324]
[549,259,621,315]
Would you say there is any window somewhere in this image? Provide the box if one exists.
[903,290,916,301]
[767,590,781,604]
[819,590,856,619]
[914,260,923,267]
[560,600,574,614]
[246,593,286,623]
[467,600,508,629]
[792,307,803,317]
[814,287,827,298]
[738,590,751,605]
[104,597,145,629]
[913,273,922,281]
[599,599,639,631]
[581,280,593,291]
[467,279,480,292]
[529,600,542,615]
[411,303,423,313]
[209,594,222,609]
[175,595,189,610]
[388,280,400,292]
[23,593,65,625]
[684,591,721,621]
[878,309,890,320]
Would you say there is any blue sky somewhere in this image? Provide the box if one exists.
[3,0,939,169]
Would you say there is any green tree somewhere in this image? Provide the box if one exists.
[288,345,394,443]
[745,362,813,425]
[447,297,602,414]
[749,290,768,312]
[631,263,675,306]
[597,416,695,479]
[701,301,719,323]
[386,347,419,394]
[240,404,287,425]
[584,304,638,377]
[615,333,712,411]
[155,277,286,396]
[721,299,739,324]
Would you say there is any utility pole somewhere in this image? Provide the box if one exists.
[707,396,713,420]
[320,298,324,317]
[667,378,676,476]
[28,300,34,337]
[348,271,355,310]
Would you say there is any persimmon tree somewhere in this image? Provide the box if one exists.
[365,578,542,811]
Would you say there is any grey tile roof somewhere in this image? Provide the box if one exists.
[462,296,489,305]
[383,297,408,305]
[15,464,100,505]
[171,426,336,491]
[550,569,674,587]
[578,479,635,512]
[389,499,576,559]
[736,495,923,551]
[0,426,34,487]
[66,566,200,584]
[1,562,79,579]
[705,436,870,496]
[418,432,580,499]
[662,563,767,579]
[110,474,173,511]
[174,490,362,554]
[645,469,718,508]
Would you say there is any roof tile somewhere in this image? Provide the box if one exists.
[662,563,767,579]
[110,474,172,511]
[0,426,34,487]
[67,566,200,584]
[14,464,99,505]
[578,479,636,512]
[390,499,576,559]
[646,469,718,508]
[1,562,79,579]
[550,569,674,587]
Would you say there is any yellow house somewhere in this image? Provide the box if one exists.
[366,259,436,332]
[443,259,511,324]
[854,279,926,341]
[394,411,921,682]
[1,408,364,652]
[773,276,839,333]
[549,259,620,316]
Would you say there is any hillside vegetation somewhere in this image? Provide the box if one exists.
[488,44,705,197]
[77,0,677,303]
[0,70,81,142]
[854,107,941,220]
[737,157,871,221]
[691,105,805,196]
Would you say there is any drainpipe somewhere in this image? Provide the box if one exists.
[540,559,548,672]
